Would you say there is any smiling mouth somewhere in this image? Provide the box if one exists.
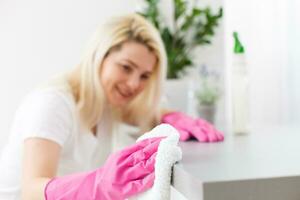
[116,86,132,99]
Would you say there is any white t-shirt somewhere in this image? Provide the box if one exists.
[0,87,139,200]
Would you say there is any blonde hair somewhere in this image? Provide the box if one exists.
[68,13,167,132]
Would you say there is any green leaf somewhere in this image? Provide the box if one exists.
[174,0,187,20]
[181,8,203,31]
[137,0,223,79]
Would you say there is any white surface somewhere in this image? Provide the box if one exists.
[172,125,300,200]
[170,186,188,200]
[179,126,300,182]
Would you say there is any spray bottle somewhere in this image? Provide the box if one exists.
[231,32,250,135]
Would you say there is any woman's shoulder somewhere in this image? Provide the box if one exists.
[15,81,77,125]
[24,75,75,110]
[30,87,74,107]
[11,83,77,146]
[21,89,72,111]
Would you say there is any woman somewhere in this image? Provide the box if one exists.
[0,13,223,200]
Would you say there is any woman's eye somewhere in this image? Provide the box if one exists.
[141,74,150,80]
[122,64,131,72]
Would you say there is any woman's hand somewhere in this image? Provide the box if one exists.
[45,137,163,200]
[96,137,163,199]
[161,111,224,142]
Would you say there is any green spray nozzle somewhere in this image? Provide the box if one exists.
[233,32,245,54]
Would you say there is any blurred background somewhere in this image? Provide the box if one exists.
[0,0,299,152]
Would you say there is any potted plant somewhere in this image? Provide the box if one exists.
[138,0,223,79]
[196,65,221,123]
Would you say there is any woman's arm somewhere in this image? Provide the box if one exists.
[160,108,174,118]
[21,138,61,200]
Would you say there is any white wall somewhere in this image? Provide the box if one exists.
[287,0,300,124]
[224,0,290,130]
[180,0,226,130]
[0,0,141,152]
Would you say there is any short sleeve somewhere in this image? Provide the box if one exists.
[12,90,74,147]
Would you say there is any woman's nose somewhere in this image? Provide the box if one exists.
[126,75,140,92]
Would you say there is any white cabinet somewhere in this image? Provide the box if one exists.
[170,186,188,200]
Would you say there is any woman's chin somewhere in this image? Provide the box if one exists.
[109,97,130,107]
[108,91,137,107]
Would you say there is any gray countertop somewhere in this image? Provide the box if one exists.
[172,125,300,200]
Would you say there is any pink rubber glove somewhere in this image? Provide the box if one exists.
[161,111,224,142]
[44,137,163,200]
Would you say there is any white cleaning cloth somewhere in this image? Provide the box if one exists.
[130,123,182,200]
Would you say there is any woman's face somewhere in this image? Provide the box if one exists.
[100,41,157,107]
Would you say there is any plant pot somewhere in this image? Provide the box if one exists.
[163,79,195,114]
[197,104,216,124]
